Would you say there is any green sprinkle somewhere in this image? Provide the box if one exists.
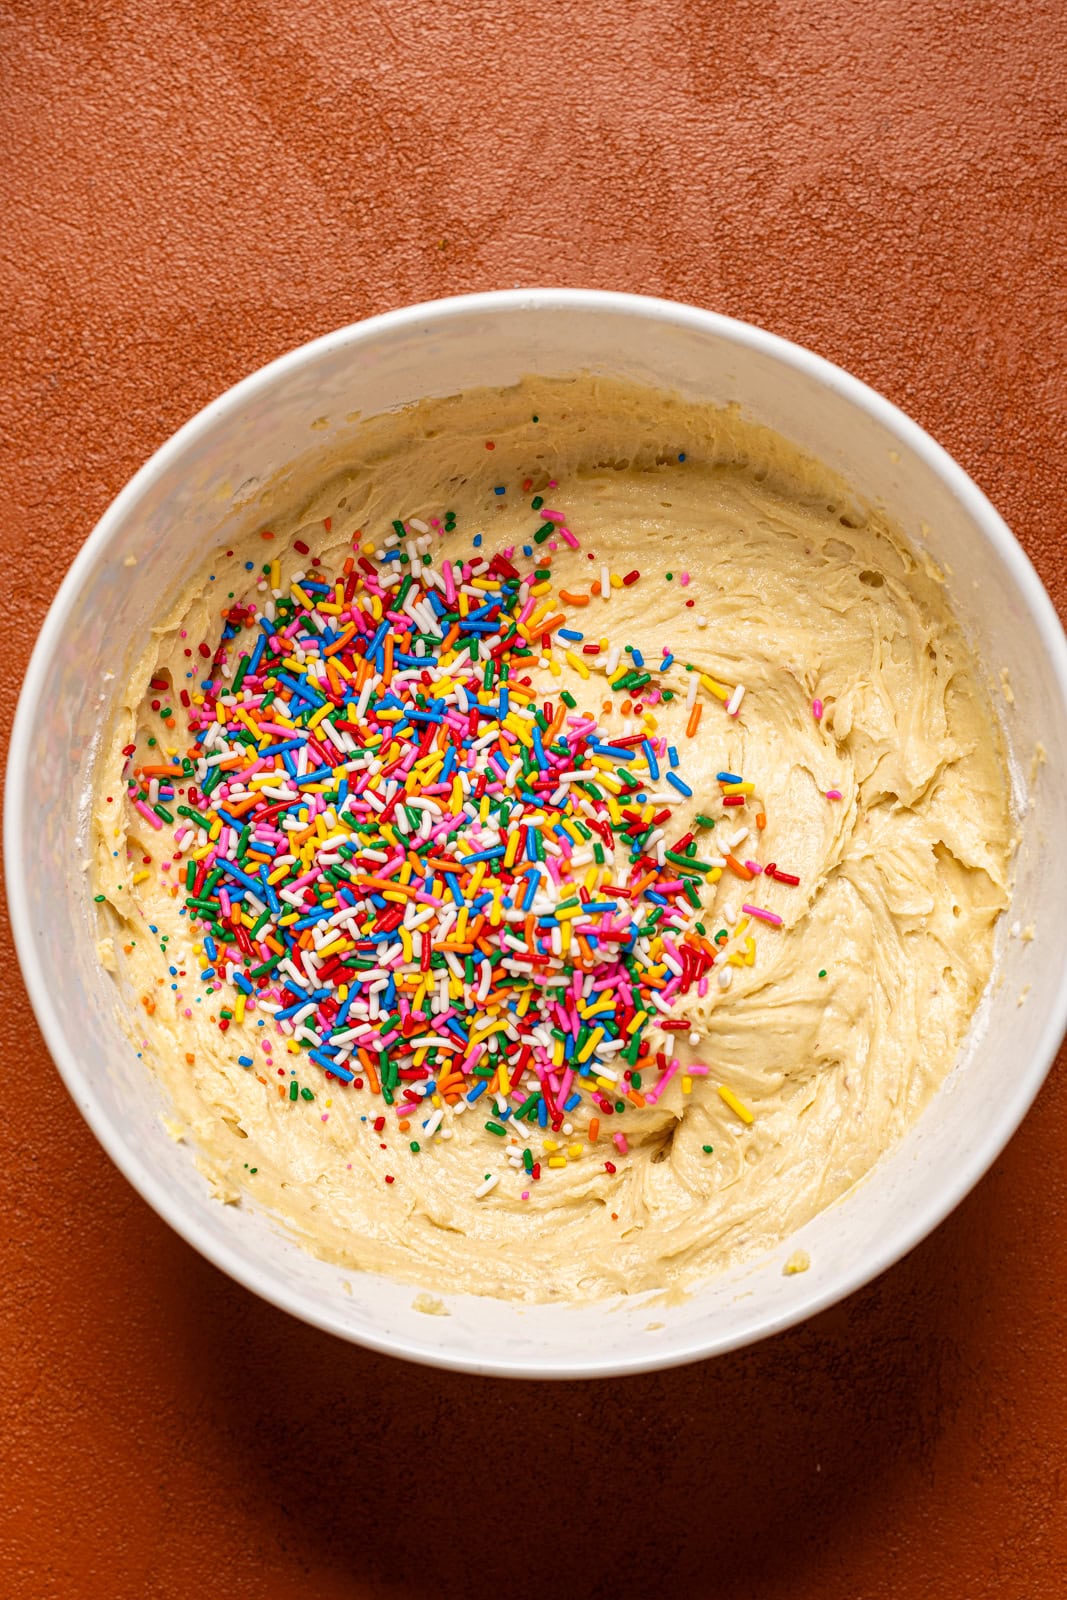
[561,690,577,709]
[702,1145,713,1155]
[300,1087,314,1101]
[289,1081,299,1102]
[695,814,717,828]
[485,1121,507,1137]
[410,1141,420,1153]
[93,893,105,903]
[819,969,827,979]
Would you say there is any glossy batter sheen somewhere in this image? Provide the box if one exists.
[92,376,1012,1303]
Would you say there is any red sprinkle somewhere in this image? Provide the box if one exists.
[604,1161,617,1173]
[622,570,640,586]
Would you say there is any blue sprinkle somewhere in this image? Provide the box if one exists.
[473,533,483,547]
[678,452,686,461]
[716,770,742,783]
[200,968,216,982]
[631,648,644,668]
[564,1093,581,1111]
[642,739,660,780]
[238,1055,254,1068]
[558,628,584,642]
[466,1081,488,1104]
[493,486,506,496]
[665,772,692,797]
[668,745,680,769]
[523,544,533,557]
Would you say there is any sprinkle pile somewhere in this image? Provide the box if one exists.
[123,485,800,1184]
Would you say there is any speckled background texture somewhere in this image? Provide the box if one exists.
[2,2,1066,1595]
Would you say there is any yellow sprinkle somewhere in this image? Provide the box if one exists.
[567,1142,584,1159]
[290,582,314,608]
[131,870,150,885]
[565,650,590,680]
[721,781,755,795]
[547,1156,568,1169]
[718,1084,754,1124]
[700,673,730,702]
[286,1038,301,1055]
[577,1026,605,1063]
[543,1138,559,1153]
[681,1075,693,1094]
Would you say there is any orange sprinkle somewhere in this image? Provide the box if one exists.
[686,702,703,738]
[382,633,394,685]
[184,1052,195,1065]
[588,1117,600,1143]
[590,580,602,596]
[726,854,754,880]
[398,1118,411,1133]
[756,812,767,830]
[324,625,357,657]
[559,589,591,607]
[539,613,566,634]
[626,1088,647,1108]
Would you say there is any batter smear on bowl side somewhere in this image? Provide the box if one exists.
[92,376,1011,1302]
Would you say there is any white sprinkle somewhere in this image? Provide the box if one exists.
[727,683,746,717]
[409,517,430,533]
[601,565,611,600]
[718,967,733,990]
[474,1173,499,1198]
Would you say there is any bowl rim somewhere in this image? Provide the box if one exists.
[8,287,1067,1378]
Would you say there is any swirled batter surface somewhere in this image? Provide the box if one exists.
[93,377,1010,1302]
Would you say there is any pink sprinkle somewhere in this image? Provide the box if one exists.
[744,860,763,875]
[826,789,842,800]
[560,528,579,549]
[521,1190,530,1201]
[813,698,823,720]
[679,572,690,587]
[742,903,783,927]
[613,1132,629,1155]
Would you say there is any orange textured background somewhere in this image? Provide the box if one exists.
[2,3,1066,1596]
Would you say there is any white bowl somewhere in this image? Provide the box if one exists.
[8,290,1067,1377]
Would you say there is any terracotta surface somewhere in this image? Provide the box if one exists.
[2,2,1066,1595]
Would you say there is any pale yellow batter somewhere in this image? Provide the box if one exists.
[92,377,1011,1302]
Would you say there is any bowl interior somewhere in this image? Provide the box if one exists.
[9,291,1067,1376]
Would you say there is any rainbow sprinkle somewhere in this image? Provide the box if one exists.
[121,483,800,1185]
